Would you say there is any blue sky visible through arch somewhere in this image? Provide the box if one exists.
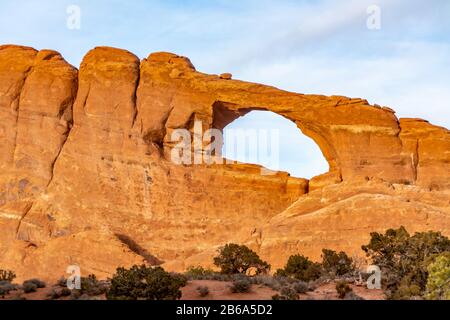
[1,0,449,177]
[222,111,329,178]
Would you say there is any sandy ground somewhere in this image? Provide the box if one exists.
[299,282,385,300]
[181,280,278,300]
[181,280,384,300]
[1,279,385,300]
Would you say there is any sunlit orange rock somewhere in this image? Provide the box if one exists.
[0,45,449,280]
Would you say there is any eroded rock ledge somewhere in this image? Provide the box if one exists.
[0,45,449,280]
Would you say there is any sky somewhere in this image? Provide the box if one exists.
[0,0,449,178]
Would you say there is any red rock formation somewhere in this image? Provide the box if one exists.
[0,45,449,281]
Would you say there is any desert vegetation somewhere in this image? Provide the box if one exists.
[196,286,210,297]
[274,254,323,281]
[0,269,16,282]
[425,253,450,300]
[0,269,18,298]
[230,279,252,293]
[22,279,46,293]
[213,243,271,275]
[106,265,186,300]
[362,226,450,300]
[335,280,352,299]
[0,227,448,300]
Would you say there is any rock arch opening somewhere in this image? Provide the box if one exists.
[220,110,329,179]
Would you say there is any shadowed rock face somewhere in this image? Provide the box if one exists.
[0,45,449,281]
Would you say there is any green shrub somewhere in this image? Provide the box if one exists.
[344,291,364,300]
[306,280,319,292]
[230,279,251,293]
[0,281,19,297]
[272,286,299,300]
[57,277,67,288]
[185,266,215,280]
[47,289,59,300]
[106,265,185,300]
[214,244,270,275]
[0,269,16,283]
[231,273,250,281]
[391,282,422,300]
[46,287,67,300]
[80,274,108,296]
[60,287,72,297]
[47,287,72,300]
[211,273,231,282]
[425,253,450,300]
[247,275,281,290]
[362,226,450,300]
[171,273,188,288]
[65,274,108,299]
[336,281,352,299]
[321,249,354,276]
[273,268,287,277]
[22,279,46,293]
[275,254,322,282]
[197,286,210,297]
[293,281,308,294]
[22,282,37,293]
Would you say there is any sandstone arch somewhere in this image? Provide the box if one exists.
[136,51,449,191]
[143,51,449,190]
[0,45,449,280]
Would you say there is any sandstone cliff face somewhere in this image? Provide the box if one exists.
[0,45,449,281]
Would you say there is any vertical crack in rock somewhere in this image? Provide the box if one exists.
[81,83,91,115]
[47,80,78,187]
[15,201,34,239]
[158,104,175,149]
[46,127,71,188]
[11,66,33,164]
[413,139,420,182]
[140,93,175,151]
[130,62,141,129]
